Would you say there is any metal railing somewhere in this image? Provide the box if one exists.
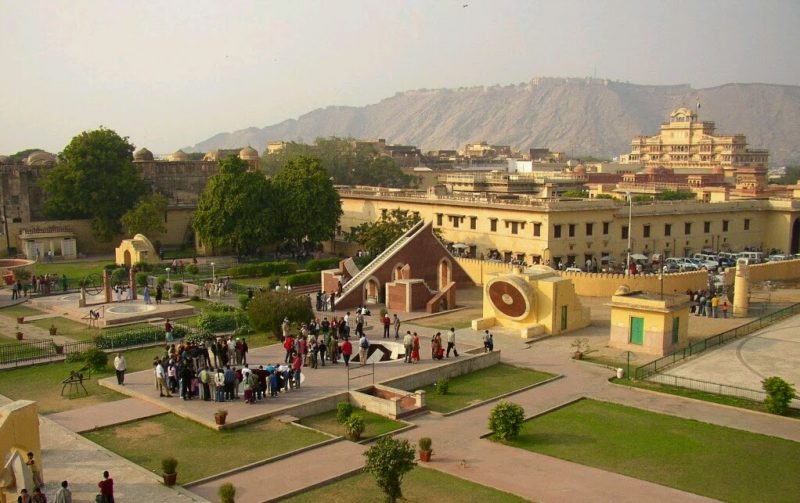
[634,302,800,379]
[646,374,768,402]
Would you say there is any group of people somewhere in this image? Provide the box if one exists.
[16,457,112,502]
[11,274,68,299]
[687,289,728,318]
[202,277,231,298]
[314,290,339,311]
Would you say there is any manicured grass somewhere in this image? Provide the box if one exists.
[501,399,800,503]
[84,413,328,483]
[29,260,109,286]
[612,377,800,419]
[230,277,274,287]
[0,303,46,320]
[0,346,164,413]
[29,316,101,342]
[298,409,406,440]
[420,364,554,413]
[0,340,53,360]
[282,465,529,503]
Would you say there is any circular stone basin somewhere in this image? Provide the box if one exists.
[59,294,82,302]
[0,259,35,269]
[107,304,157,314]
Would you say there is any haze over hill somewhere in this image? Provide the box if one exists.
[187,78,800,166]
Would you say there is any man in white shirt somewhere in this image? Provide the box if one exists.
[403,331,413,363]
[446,328,459,358]
[155,361,171,397]
[113,352,127,385]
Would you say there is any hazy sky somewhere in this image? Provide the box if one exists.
[2,0,799,155]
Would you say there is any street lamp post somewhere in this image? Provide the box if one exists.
[210,262,215,283]
[165,267,171,302]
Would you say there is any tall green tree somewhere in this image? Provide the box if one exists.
[41,128,148,241]
[272,156,342,253]
[347,208,422,256]
[193,155,274,255]
[121,193,168,237]
[363,436,416,503]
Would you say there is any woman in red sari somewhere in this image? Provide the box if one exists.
[411,332,421,362]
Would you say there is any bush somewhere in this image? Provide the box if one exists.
[344,414,365,441]
[434,377,450,395]
[218,482,236,503]
[110,267,128,285]
[191,295,201,302]
[186,264,199,275]
[488,401,525,440]
[14,268,32,281]
[226,260,298,279]
[204,302,237,312]
[418,437,432,452]
[363,436,416,503]
[762,376,797,415]
[305,257,340,271]
[161,456,178,474]
[197,310,247,333]
[238,294,251,310]
[248,290,314,337]
[283,271,321,287]
[134,261,153,272]
[172,282,184,296]
[157,276,167,288]
[82,348,109,371]
[336,401,354,424]
[135,272,149,288]
[104,263,119,271]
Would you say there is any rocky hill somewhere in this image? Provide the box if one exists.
[187,78,800,166]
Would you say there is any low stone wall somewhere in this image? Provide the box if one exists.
[382,350,501,391]
[350,385,423,419]
[748,258,800,282]
[559,270,708,297]
[454,257,514,285]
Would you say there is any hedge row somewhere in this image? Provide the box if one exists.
[305,257,340,271]
[95,325,190,349]
[283,271,321,286]
[196,310,248,332]
[226,261,298,279]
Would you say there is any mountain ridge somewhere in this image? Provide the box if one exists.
[186,78,800,165]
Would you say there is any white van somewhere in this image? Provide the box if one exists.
[737,251,763,264]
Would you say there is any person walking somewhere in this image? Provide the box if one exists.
[341,338,352,367]
[358,333,369,366]
[382,314,391,339]
[26,452,44,488]
[98,471,114,503]
[446,327,459,357]
[483,330,494,352]
[393,314,401,339]
[155,360,171,397]
[411,332,421,362]
[155,284,163,305]
[54,481,71,503]
[113,353,126,385]
[31,487,46,503]
[164,319,173,342]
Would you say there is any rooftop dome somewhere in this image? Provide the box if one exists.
[25,151,57,166]
[239,146,259,160]
[169,149,189,162]
[133,147,154,161]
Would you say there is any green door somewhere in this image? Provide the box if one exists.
[672,317,680,344]
[561,306,568,330]
[630,317,644,345]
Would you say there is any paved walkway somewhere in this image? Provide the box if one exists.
[48,397,168,433]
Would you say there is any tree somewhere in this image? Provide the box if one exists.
[41,128,149,241]
[363,436,416,503]
[193,155,274,255]
[655,190,695,201]
[271,156,342,253]
[348,208,421,256]
[121,193,168,237]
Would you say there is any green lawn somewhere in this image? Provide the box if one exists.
[84,413,328,483]
[0,345,163,413]
[612,377,800,419]
[0,303,46,321]
[283,465,529,503]
[298,409,406,440]
[0,340,54,361]
[29,316,101,342]
[420,364,554,413]
[28,259,109,286]
[502,398,800,503]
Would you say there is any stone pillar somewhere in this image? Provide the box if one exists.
[733,259,749,318]
[128,268,137,301]
[103,269,112,304]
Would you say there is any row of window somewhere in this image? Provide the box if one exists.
[434,213,751,238]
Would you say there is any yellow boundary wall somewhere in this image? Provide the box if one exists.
[455,257,708,297]
[748,258,800,282]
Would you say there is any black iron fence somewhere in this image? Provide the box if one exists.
[634,302,800,379]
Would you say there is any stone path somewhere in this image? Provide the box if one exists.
[48,397,168,433]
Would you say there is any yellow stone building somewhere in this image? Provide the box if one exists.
[336,188,800,268]
[619,107,769,174]
[608,289,690,356]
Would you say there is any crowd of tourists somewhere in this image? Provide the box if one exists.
[686,289,729,318]
[11,274,68,299]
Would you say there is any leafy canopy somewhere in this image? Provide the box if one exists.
[41,128,148,241]
[271,155,342,252]
[347,208,422,256]
[193,155,274,255]
[363,436,416,503]
[121,193,168,237]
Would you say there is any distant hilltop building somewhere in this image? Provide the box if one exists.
[619,107,769,175]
